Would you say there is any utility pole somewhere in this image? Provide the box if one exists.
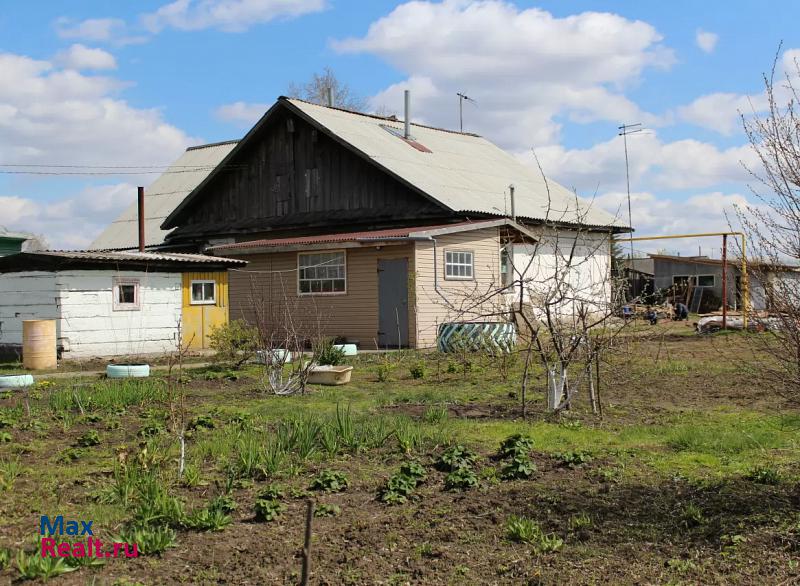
[618,123,642,263]
[457,92,475,132]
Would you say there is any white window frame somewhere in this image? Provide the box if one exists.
[673,274,715,288]
[190,280,217,305]
[297,250,347,296]
[444,250,475,280]
[112,278,141,311]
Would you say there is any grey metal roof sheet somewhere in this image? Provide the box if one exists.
[286,99,626,230]
[31,250,245,264]
[89,141,238,250]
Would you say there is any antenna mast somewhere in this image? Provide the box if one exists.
[457,92,475,132]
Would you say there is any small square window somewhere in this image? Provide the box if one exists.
[445,250,474,280]
[113,279,140,311]
[190,280,216,305]
[697,275,715,287]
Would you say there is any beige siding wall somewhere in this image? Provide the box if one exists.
[413,227,506,348]
[228,244,416,349]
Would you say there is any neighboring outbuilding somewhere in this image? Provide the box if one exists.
[0,227,45,257]
[650,254,800,312]
[0,251,245,359]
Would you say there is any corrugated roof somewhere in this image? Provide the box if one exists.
[210,218,535,253]
[284,98,625,229]
[32,250,246,264]
[89,141,238,250]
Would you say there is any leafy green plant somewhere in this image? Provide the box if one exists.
[185,507,231,532]
[422,404,448,424]
[376,363,395,382]
[436,445,477,472]
[187,414,216,431]
[75,429,100,447]
[444,467,479,491]
[679,503,706,528]
[745,465,782,485]
[409,362,426,379]
[257,484,285,501]
[0,457,22,492]
[399,460,427,482]
[567,513,593,532]
[555,450,593,468]
[498,434,535,459]
[315,338,346,366]
[209,494,237,514]
[209,319,260,367]
[181,464,202,487]
[314,503,341,517]
[0,547,10,570]
[16,549,77,580]
[310,470,349,492]
[501,455,537,480]
[0,430,11,443]
[254,498,286,521]
[117,525,176,556]
[505,515,564,553]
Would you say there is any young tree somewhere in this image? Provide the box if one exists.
[288,67,367,112]
[737,50,800,401]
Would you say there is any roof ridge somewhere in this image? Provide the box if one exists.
[186,139,240,151]
[281,96,482,138]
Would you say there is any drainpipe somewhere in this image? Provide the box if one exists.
[137,186,145,252]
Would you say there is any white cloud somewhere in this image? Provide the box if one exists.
[695,29,719,54]
[335,0,674,151]
[677,92,767,135]
[142,0,326,33]
[0,184,136,249]
[54,17,147,46]
[54,44,117,71]
[215,101,269,126]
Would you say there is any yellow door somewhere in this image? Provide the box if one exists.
[181,271,230,349]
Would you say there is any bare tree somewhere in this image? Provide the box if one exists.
[288,67,367,112]
[736,48,800,401]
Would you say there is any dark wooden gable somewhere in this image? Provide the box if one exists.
[166,104,450,242]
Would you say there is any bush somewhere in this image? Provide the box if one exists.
[315,338,346,366]
[409,362,426,379]
[209,319,260,367]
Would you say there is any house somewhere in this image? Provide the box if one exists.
[96,96,628,348]
[620,257,655,301]
[0,251,245,359]
[89,140,238,250]
[651,254,800,312]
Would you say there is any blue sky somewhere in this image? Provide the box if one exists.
[1,0,798,252]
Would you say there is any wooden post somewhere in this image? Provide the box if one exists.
[300,499,314,586]
[722,234,728,330]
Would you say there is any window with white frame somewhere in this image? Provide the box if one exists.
[112,278,140,311]
[190,280,216,305]
[298,251,346,294]
[445,250,474,280]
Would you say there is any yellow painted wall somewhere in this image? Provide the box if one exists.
[181,271,229,349]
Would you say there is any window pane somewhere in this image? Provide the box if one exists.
[191,283,202,301]
[333,279,345,292]
[120,285,136,304]
[203,283,215,300]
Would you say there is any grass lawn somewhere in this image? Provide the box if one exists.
[1,331,799,584]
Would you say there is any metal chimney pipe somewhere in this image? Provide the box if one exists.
[137,186,145,252]
[509,184,516,221]
[404,90,410,139]
[326,86,334,107]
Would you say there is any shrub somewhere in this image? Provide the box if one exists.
[315,338,346,366]
[444,467,479,491]
[376,363,394,382]
[310,470,349,493]
[746,465,782,485]
[254,498,286,521]
[409,362,426,379]
[209,319,260,367]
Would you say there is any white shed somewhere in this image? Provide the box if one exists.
[0,251,245,359]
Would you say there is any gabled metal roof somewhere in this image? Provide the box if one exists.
[0,250,246,273]
[89,140,239,250]
[162,98,628,232]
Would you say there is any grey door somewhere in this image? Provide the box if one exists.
[378,258,409,348]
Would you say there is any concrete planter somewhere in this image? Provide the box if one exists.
[0,374,35,389]
[106,364,150,379]
[307,365,353,386]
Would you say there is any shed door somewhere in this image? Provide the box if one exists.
[182,272,229,350]
[378,258,409,348]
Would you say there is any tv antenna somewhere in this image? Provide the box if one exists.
[619,122,643,262]
[457,92,476,132]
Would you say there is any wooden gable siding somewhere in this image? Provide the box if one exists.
[175,108,444,238]
[413,228,506,348]
[227,244,417,349]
